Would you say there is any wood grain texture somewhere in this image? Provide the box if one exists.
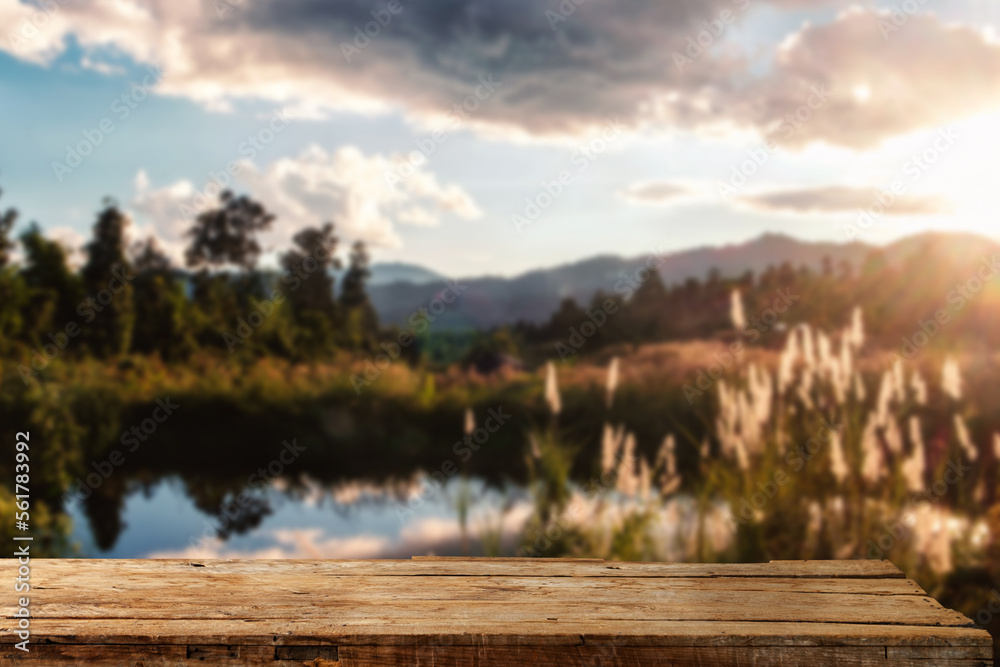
[0,558,992,666]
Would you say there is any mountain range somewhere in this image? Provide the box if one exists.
[364,232,985,330]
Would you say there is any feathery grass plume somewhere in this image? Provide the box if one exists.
[829,355,847,405]
[829,430,848,485]
[601,423,625,475]
[544,361,562,415]
[464,408,475,436]
[738,391,762,455]
[839,335,853,380]
[953,414,978,461]
[891,359,907,404]
[795,366,814,409]
[910,371,928,406]
[733,436,749,472]
[975,478,987,505]
[606,357,619,409]
[861,415,883,484]
[656,437,682,500]
[730,289,746,331]
[806,501,823,548]
[817,331,832,369]
[638,456,651,502]
[747,364,773,424]
[853,372,867,402]
[875,371,893,428]
[885,416,903,456]
[903,416,926,493]
[849,306,864,349]
[699,438,710,460]
[942,356,962,401]
[657,435,677,477]
[778,348,795,396]
[777,329,799,394]
[800,324,816,370]
[617,432,638,496]
[529,432,542,459]
[910,505,953,574]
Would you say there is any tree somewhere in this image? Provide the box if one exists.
[130,238,191,359]
[0,187,17,269]
[280,223,341,355]
[339,241,378,350]
[19,223,82,336]
[185,191,275,347]
[0,189,26,345]
[80,201,135,356]
[185,191,274,271]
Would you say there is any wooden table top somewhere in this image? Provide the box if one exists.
[1,557,993,666]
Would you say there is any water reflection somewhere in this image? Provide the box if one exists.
[66,473,530,559]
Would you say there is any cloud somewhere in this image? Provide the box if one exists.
[4,2,998,148]
[726,7,1000,149]
[128,145,481,265]
[735,185,952,215]
[618,181,697,205]
[46,226,88,269]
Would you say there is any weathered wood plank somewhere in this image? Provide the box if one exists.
[28,574,928,596]
[0,644,991,666]
[0,558,990,666]
[0,619,990,647]
[14,594,972,627]
[3,557,908,579]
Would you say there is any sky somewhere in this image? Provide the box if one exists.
[2,0,1000,278]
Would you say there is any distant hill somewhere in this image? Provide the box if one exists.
[366,233,877,329]
[330,262,445,291]
[366,262,445,287]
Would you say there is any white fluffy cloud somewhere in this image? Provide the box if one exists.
[46,226,88,269]
[128,145,481,266]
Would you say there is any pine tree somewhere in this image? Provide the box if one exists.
[80,201,135,356]
[339,241,378,350]
[280,223,341,355]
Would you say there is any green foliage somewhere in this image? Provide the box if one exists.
[80,202,134,356]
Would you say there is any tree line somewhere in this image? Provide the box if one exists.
[0,188,392,379]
